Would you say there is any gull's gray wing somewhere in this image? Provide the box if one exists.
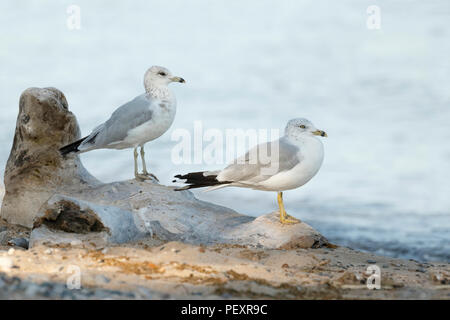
[80,94,154,150]
[217,137,301,183]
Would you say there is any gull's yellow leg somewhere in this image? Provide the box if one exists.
[134,145,159,182]
[140,145,159,182]
[277,192,300,224]
[277,192,285,223]
[140,146,147,174]
[134,147,140,179]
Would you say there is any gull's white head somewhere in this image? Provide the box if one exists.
[144,65,185,90]
[285,118,327,140]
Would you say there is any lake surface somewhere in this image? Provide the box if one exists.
[1,0,449,261]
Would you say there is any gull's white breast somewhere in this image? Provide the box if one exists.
[258,137,324,191]
[124,97,176,147]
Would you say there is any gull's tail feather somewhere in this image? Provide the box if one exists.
[173,171,230,191]
[59,136,87,156]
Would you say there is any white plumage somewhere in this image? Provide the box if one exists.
[175,118,327,224]
[60,65,185,181]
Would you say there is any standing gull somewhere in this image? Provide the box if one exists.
[60,66,185,181]
[174,118,327,224]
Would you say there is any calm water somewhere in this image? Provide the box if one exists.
[1,1,449,261]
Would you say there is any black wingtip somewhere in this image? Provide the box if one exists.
[173,171,230,191]
[59,136,87,156]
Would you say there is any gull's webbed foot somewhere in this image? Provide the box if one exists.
[284,213,301,224]
[277,192,300,224]
[143,171,159,182]
[279,211,301,224]
[135,172,159,182]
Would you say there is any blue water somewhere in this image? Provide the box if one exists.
[0,0,449,262]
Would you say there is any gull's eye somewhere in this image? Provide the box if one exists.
[299,125,306,129]
[158,72,167,76]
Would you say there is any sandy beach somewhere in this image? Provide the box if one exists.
[0,218,448,299]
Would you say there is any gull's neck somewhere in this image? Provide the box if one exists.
[145,83,172,100]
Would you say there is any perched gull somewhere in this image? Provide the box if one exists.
[60,66,185,181]
[174,118,327,224]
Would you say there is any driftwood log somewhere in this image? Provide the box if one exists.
[1,87,329,249]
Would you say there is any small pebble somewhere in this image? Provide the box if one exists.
[366,260,377,264]
[44,248,53,255]
[8,237,29,249]
[7,248,15,255]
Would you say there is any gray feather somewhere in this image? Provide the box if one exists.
[218,137,301,183]
[80,94,154,150]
